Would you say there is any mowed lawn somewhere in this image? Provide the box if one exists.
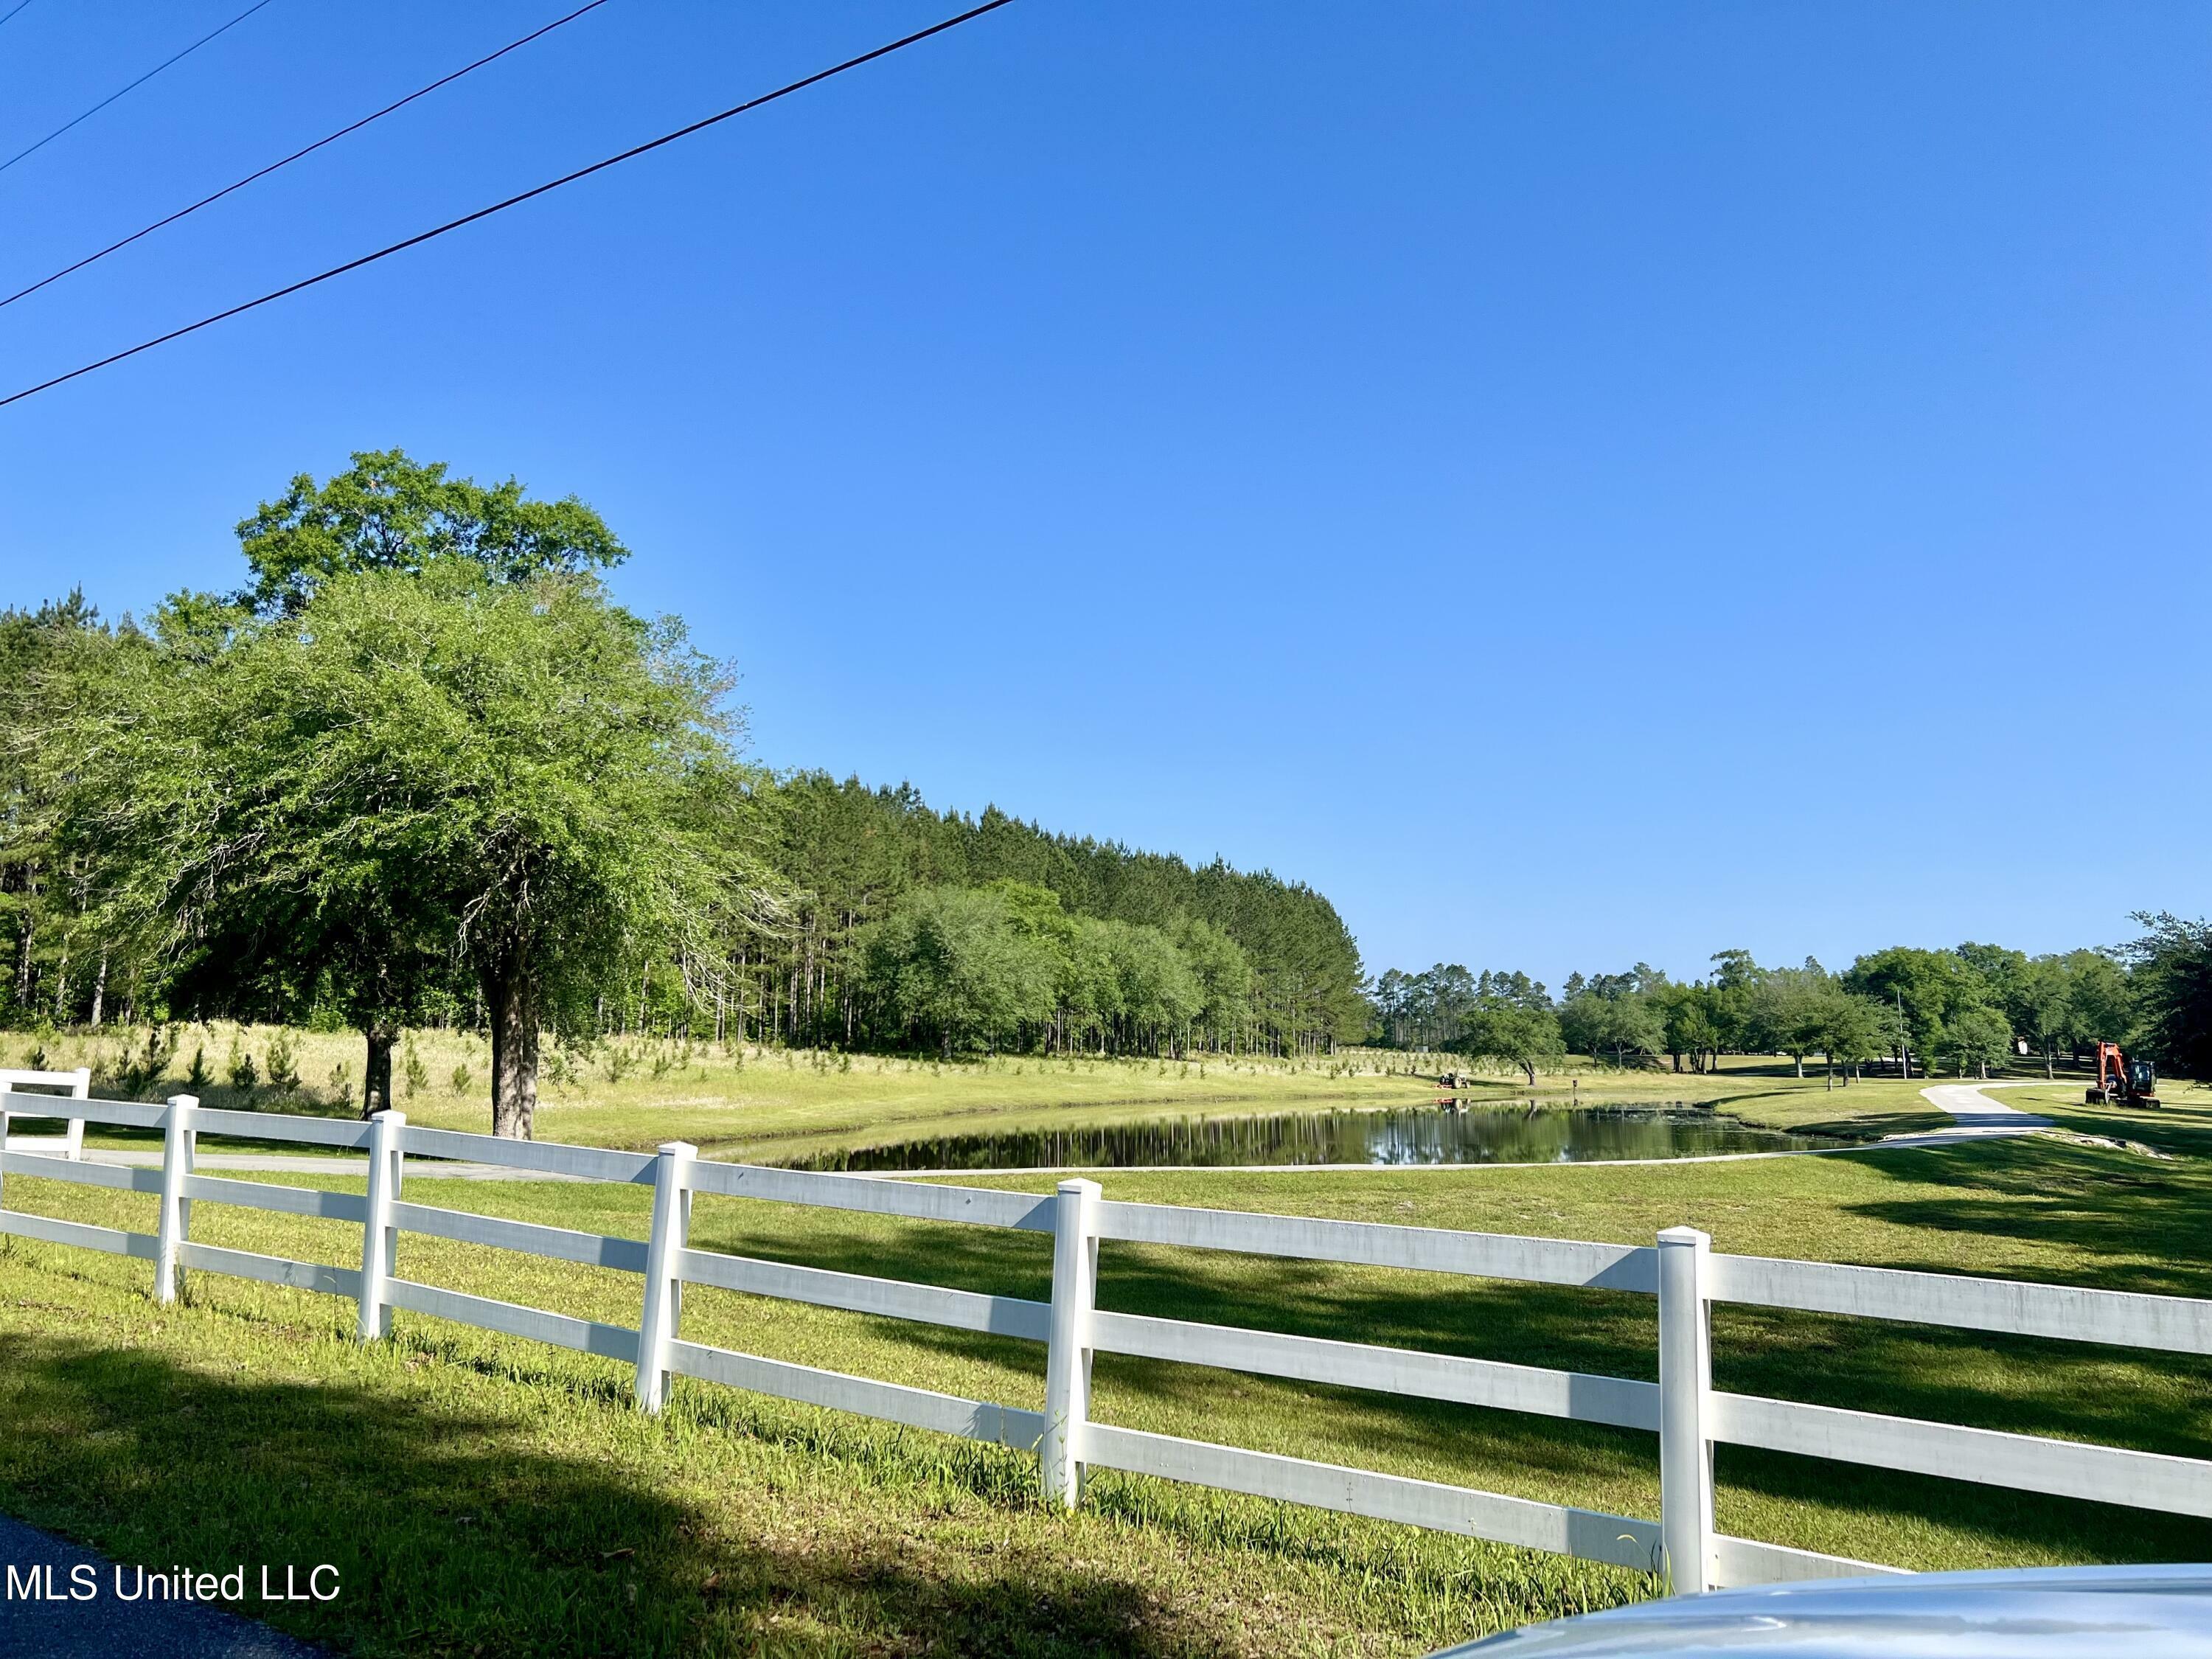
[1,1083,2209,1655]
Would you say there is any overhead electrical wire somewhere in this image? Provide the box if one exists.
[0,1,39,35]
[0,0,281,177]
[0,0,1018,411]
[0,0,614,313]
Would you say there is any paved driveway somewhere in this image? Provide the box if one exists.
[1919,1080,2055,1133]
[0,1514,322,1658]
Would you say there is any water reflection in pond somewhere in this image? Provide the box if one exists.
[789,1104,1836,1172]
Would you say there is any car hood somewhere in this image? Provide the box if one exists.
[1437,1565,2212,1659]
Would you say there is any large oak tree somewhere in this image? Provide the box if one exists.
[63,454,774,1135]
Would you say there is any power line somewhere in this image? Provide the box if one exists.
[0,0,614,313]
[0,0,280,177]
[0,1,39,34]
[0,0,1018,412]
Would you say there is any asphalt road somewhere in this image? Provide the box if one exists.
[0,1515,324,1658]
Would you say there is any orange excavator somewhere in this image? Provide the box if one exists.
[2085,1040,2160,1107]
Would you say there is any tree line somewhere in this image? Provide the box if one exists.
[742,773,1363,1060]
[1370,930,2212,1085]
[0,453,1368,1135]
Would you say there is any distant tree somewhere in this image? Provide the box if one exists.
[1560,989,1663,1068]
[1747,964,1831,1077]
[860,886,1057,1057]
[1704,948,1765,1059]
[1099,918,1203,1053]
[1658,983,1722,1074]
[1816,992,1888,1087]
[1455,1001,1565,1086]
[2060,949,2137,1049]
[1844,945,1991,1074]
[1954,942,2031,1025]
[1172,917,1252,1053]
[1937,1005,2013,1079]
[235,449,627,616]
[2012,956,2073,1079]
[2126,914,2212,1081]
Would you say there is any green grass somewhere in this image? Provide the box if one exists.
[0,1198,1648,1658]
[3,1088,2211,1653]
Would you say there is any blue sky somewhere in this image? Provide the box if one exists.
[0,1,2205,987]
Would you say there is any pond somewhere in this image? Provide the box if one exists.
[787,1104,1838,1173]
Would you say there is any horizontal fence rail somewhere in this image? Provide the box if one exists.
[0,1090,2207,1594]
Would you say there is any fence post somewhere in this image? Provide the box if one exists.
[1657,1224,1715,1593]
[154,1095,199,1306]
[357,1110,406,1340]
[635,1141,696,1413]
[67,1068,89,1161]
[1042,1177,1101,1507]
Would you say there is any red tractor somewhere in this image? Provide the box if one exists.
[2086,1040,2160,1107]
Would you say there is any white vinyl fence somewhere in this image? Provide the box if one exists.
[3,1090,2209,1595]
[0,1068,91,1161]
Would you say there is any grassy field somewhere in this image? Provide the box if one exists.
[9,1020,2010,1161]
[1,1080,2208,1655]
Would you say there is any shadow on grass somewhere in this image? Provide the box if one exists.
[1834,1135,2212,1297]
[0,1331,1230,1659]
[687,1200,2212,1569]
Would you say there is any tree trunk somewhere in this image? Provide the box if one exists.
[1519,1058,1536,1086]
[361,1024,398,1119]
[89,952,107,1026]
[485,956,539,1139]
[1794,1054,1804,1078]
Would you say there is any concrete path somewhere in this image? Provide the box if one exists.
[1916,1080,2055,1135]
[0,1514,323,1658]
